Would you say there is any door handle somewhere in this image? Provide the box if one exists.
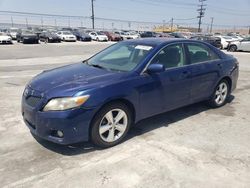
[181,71,191,78]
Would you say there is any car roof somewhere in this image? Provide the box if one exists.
[123,38,185,47]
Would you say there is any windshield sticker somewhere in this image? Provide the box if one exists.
[135,45,152,51]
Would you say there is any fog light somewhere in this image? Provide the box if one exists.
[57,130,64,138]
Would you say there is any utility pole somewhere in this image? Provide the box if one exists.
[41,17,44,27]
[68,17,71,27]
[91,0,95,29]
[163,20,166,32]
[210,17,214,33]
[25,18,28,28]
[197,0,206,32]
[170,17,174,32]
[11,16,14,27]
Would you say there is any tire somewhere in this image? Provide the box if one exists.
[229,45,237,52]
[207,79,230,108]
[91,102,132,148]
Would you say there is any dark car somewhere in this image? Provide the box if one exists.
[169,32,186,38]
[22,39,239,148]
[140,31,157,38]
[16,30,39,44]
[39,31,61,43]
[72,30,92,41]
[191,36,222,49]
[103,31,122,41]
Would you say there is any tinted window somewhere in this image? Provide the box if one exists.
[187,43,220,64]
[152,44,185,69]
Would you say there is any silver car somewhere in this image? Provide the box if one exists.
[228,37,250,52]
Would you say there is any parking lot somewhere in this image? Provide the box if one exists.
[0,42,250,187]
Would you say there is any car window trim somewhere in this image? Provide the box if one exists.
[183,42,221,65]
[141,42,187,74]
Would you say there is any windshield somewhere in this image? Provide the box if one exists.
[86,42,154,72]
[223,36,232,39]
[10,29,18,32]
[62,31,72,35]
[96,31,104,35]
[22,30,34,34]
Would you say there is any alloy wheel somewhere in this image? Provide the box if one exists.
[215,82,228,105]
[99,109,128,143]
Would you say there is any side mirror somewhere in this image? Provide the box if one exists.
[146,64,165,74]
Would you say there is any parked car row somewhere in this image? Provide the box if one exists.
[1,27,249,52]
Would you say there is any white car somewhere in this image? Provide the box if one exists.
[114,31,133,40]
[228,37,250,52]
[127,31,140,39]
[7,28,19,39]
[215,36,238,49]
[0,32,13,44]
[56,31,76,42]
[89,32,108,41]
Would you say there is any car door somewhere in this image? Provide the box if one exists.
[92,32,97,40]
[57,32,62,39]
[238,38,250,51]
[185,42,222,102]
[39,33,45,41]
[139,43,192,118]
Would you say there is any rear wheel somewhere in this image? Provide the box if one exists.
[91,102,132,148]
[207,80,229,108]
[229,45,237,52]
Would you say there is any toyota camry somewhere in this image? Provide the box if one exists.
[21,38,239,148]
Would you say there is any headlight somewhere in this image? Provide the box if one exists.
[43,95,89,111]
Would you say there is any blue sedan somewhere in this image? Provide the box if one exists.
[21,38,239,148]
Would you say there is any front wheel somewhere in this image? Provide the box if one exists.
[229,45,237,52]
[207,80,229,108]
[91,102,132,148]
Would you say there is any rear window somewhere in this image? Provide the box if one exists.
[187,43,220,64]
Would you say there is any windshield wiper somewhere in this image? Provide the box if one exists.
[83,61,121,72]
[90,64,106,69]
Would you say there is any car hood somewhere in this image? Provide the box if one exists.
[47,34,60,38]
[230,41,240,45]
[79,33,91,37]
[97,35,107,37]
[29,62,124,96]
[62,34,75,37]
[22,34,37,37]
[0,35,11,40]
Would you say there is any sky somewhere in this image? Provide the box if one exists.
[0,0,249,30]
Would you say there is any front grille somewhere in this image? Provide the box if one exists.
[26,96,41,107]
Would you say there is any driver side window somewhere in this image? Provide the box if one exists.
[152,44,185,69]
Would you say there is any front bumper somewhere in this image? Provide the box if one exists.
[21,94,96,145]
[0,40,12,44]
[48,38,61,43]
[64,38,76,42]
[23,38,39,44]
